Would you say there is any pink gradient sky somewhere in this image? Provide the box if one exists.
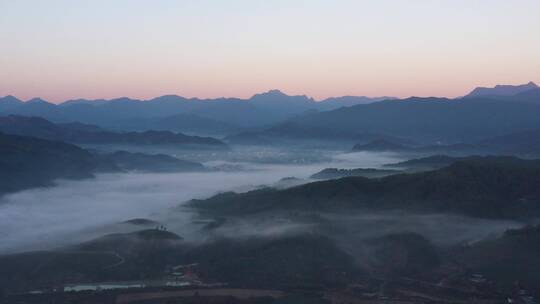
[1,1,539,103]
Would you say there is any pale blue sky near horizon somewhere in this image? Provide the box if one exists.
[1,0,539,102]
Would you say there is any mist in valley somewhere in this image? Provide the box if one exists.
[3,1,540,300]
[0,148,402,253]
[0,147,526,256]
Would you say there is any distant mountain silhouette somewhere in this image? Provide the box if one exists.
[0,95,23,111]
[250,89,315,111]
[0,92,394,133]
[513,87,540,102]
[319,95,396,108]
[26,97,53,104]
[251,94,540,144]
[349,128,540,156]
[0,96,63,120]
[5,89,540,144]
[106,113,239,136]
[0,115,227,148]
[102,150,204,172]
[466,81,538,98]
[352,139,410,152]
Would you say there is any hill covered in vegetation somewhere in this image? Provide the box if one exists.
[0,132,205,195]
[191,156,540,219]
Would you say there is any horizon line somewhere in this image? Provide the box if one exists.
[1,80,538,104]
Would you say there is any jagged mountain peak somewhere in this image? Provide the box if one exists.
[467,81,539,98]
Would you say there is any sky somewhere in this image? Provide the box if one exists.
[1,0,539,102]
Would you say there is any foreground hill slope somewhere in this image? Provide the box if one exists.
[0,231,358,292]
[457,224,540,294]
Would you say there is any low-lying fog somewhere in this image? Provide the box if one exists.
[0,149,398,253]
[0,147,525,254]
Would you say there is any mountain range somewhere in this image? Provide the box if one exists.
[465,81,538,98]
[0,115,227,148]
[0,91,393,135]
[350,129,540,156]
[244,88,540,144]
[2,82,539,144]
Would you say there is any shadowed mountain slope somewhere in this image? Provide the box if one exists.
[0,115,227,148]
[191,156,540,219]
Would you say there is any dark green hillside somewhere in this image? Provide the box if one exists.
[0,229,185,292]
[182,234,359,289]
[0,132,106,194]
[101,150,204,172]
[311,167,401,179]
[0,132,206,195]
[352,139,410,152]
[191,156,540,219]
[0,232,359,292]
[384,155,462,170]
[365,233,440,277]
[458,225,540,294]
[0,251,120,292]
[0,115,227,148]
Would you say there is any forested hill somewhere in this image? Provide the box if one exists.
[191,156,540,219]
